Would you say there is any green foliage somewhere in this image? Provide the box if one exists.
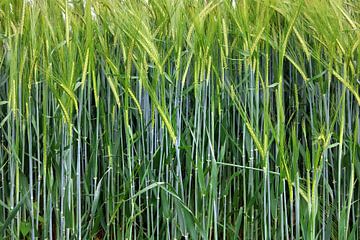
[0,0,359,239]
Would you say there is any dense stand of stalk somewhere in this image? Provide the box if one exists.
[0,0,359,239]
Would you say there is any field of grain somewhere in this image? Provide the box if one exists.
[0,0,359,239]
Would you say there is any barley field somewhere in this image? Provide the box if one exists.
[0,0,359,239]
